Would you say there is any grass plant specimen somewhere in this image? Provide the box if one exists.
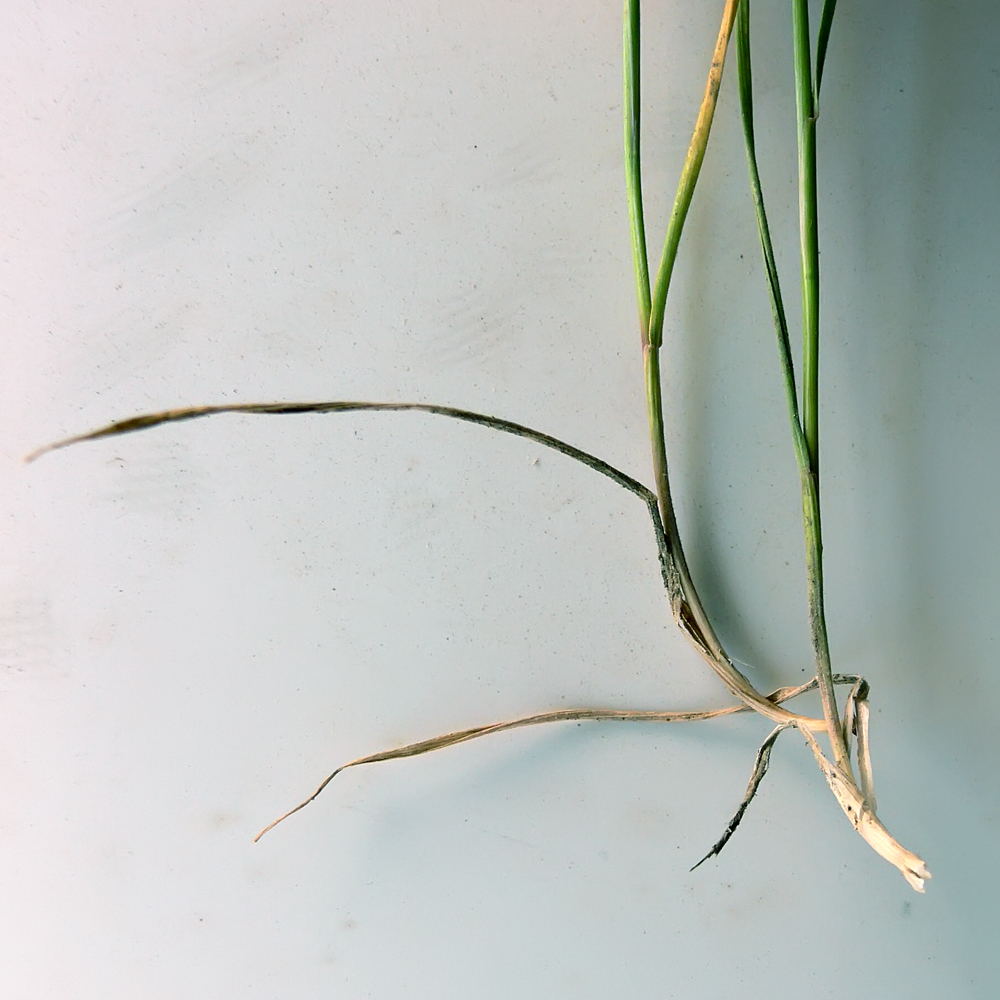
[28,0,930,890]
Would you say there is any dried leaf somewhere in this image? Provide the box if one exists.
[690,723,791,871]
[254,677,840,843]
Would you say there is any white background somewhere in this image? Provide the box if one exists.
[3,1,999,996]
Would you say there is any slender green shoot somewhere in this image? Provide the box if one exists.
[792,0,821,476]
[624,0,651,335]
[788,0,850,771]
[735,0,808,474]
[734,0,849,772]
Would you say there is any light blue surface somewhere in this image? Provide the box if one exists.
[2,1,997,996]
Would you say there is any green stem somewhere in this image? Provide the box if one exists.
[791,0,849,772]
[624,0,651,336]
[793,0,820,474]
[737,0,849,774]
[735,0,807,472]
